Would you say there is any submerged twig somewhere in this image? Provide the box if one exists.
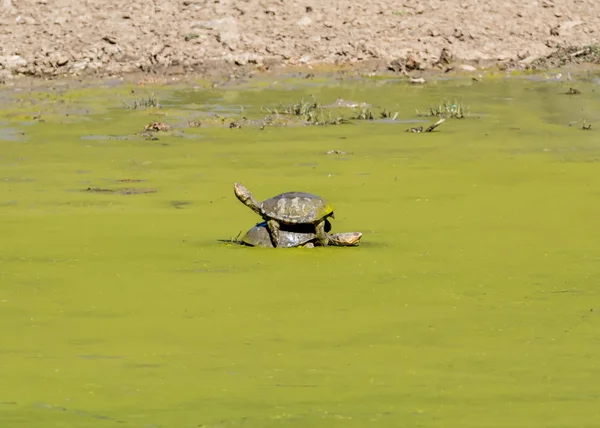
[425,118,446,132]
[406,118,447,133]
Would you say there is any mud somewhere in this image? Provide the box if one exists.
[1,0,600,83]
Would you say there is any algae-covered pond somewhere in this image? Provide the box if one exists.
[1,71,600,427]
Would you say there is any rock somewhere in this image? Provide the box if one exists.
[297,16,312,27]
[1,55,27,70]
[438,47,452,64]
[519,55,540,65]
[560,20,583,33]
[298,54,311,63]
[56,55,69,67]
[405,55,421,70]
[15,16,35,25]
[0,69,13,83]
[70,59,89,72]
[388,59,405,73]
[458,64,477,71]
[192,17,240,50]
[233,53,250,65]
[102,35,118,45]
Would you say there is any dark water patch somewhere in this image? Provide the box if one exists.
[0,127,26,141]
[176,268,233,274]
[33,402,127,424]
[83,187,158,195]
[115,178,146,183]
[78,354,124,360]
[169,200,192,209]
[0,256,75,264]
[2,176,34,182]
[80,134,131,141]
[68,338,108,346]
[123,363,164,368]
[66,310,127,319]
[52,200,118,207]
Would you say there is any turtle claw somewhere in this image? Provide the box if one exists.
[267,219,280,248]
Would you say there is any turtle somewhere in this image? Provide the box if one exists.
[233,182,335,248]
[240,221,362,248]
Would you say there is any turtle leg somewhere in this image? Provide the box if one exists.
[315,220,330,247]
[266,219,280,248]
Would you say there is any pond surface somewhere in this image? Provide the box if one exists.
[1,71,600,427]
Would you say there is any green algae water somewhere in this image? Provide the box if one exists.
[1,72,600,427]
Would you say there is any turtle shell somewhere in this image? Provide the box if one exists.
[240,221,360,249]
[261,192,333,224]
[241,222,317,248]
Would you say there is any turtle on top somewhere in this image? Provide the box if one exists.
[232,182,362,249]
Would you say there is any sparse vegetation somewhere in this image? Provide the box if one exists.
[582,119,592,131]
[380,109,399,120]
[350,108,375,120]
[417,99,468,119]
[529,44,600,70]
[262,96,321,117]
[260,96,399,126]
[261,96,349,126]
[123,93,160,109]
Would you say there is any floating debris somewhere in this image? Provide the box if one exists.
[410,77,426,84]
[565,87,581,95]
[326,150,350,155]
[324,98,372,109]
[406,118,446,133]
[144,121,170,132]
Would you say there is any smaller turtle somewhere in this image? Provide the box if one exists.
[240,221,362,248]
[233,182,335,248]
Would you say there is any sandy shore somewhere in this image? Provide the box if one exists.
[1,0,599,83]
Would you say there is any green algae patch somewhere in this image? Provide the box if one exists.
[1,76,600,427]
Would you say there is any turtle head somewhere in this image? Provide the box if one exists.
[233,182,252,203]
[233,182,262,215]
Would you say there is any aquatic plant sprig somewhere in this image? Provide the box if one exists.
[261,95,321,118]
[417,99,468,119]
[350,108,375,120]
[261,96,350,126]
[122,93,160,109]
[261,96,400,126]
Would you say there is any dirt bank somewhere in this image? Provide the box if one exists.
[1,0,600,82]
